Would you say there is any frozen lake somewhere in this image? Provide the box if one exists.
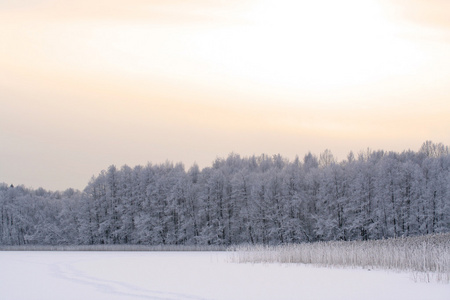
[1,251,448,300]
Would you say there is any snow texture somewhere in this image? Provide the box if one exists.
[1,251,449,300]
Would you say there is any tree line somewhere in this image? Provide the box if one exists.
[1,141,449,246]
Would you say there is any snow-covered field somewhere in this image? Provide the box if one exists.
[1,251,448,300]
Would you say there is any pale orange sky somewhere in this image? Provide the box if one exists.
[1,0,449,190]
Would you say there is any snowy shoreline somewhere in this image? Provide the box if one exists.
[3,233,448,283]
[0,244,227,252]
[1,251,449,300]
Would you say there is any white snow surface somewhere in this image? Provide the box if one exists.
[1,251,448,300]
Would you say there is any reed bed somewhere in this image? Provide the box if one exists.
[231,233,450,283]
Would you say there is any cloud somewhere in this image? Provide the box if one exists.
[385,0,450,30]
[0,0,253,24]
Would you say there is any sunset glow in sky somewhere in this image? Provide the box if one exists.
[1,0,450,190]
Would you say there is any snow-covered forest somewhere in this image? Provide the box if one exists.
[1,141,449,246]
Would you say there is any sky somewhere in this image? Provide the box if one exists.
[1,0,450,191]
